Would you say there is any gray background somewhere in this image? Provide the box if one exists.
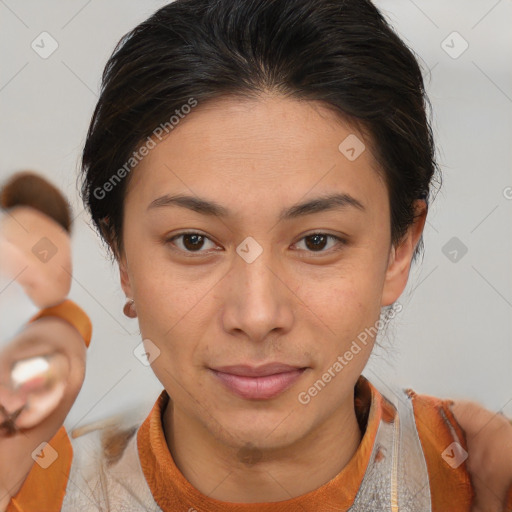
[0,0,511,430]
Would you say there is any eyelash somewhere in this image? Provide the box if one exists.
[165,231,347,257]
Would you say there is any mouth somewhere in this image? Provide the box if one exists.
[209,363,309,400]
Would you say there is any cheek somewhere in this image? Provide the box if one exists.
[321,285,379,349]
[307,259,386,353]
[128,255,208,367]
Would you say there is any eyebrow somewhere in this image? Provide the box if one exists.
[147,192,365,221]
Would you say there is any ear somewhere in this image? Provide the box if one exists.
[381,200,427,307]
[118,252,133,299]
[101,217,133,299]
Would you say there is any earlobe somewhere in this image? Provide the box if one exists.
[381,200,427,307]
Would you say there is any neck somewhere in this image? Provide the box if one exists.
[162,394,362,503]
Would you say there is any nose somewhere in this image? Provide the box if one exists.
[220,237,294,344]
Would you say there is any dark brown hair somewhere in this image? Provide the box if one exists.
[1,171,72,232]
[80,0,440,261]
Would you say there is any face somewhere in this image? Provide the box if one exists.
[119,94,423,453]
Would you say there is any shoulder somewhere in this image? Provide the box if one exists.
[8,404,158,512]
[60,406,159,511]
[405,388,475,511]
[7,426,73,512]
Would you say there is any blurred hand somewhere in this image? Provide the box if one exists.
[0,317,86,510]
[451,399,512,512]
[0,174,88,511]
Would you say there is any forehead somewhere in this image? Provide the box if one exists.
[125,94,387,214]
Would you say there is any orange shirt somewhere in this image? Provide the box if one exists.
[6,300,512,511]
[137,379,476,511]
[7,376,475,511]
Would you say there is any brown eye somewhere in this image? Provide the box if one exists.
[294,233,346,254]
[182,233,205,251]
[305,234,328,251]
[166,232,217,254]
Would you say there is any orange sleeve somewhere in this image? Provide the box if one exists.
[27,299,92,348]
[508,417,512,511]
[408,391,474,512]
[6,426,73,512]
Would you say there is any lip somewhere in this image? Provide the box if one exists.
[212,363,305,377]
[210,363,308,400]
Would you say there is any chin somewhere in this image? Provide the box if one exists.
[216,411,308,449]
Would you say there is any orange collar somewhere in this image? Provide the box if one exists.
[137,375,395,511]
